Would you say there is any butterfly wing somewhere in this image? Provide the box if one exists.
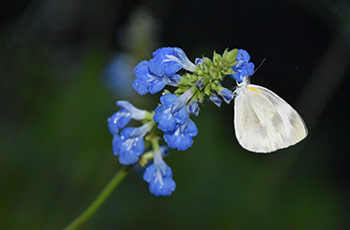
[234,84,307,153]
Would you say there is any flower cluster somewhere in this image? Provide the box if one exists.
[108,47,254,196]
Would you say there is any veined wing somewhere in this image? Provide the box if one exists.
[234,84,307,153]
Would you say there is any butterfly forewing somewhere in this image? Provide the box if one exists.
[234,84,307,153]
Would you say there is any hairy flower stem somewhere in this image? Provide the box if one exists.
[63,165,131,230]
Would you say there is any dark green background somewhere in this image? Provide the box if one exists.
[1,0,349,229]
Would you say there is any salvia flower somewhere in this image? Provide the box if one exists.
[217,87,235,104]
[231,49,255,83]
[113,123,152,165]
[143,148,176,196]
[133,47,195,95]
[209,94,223,107]
[107,101,146,135]
[149,47,196,75]
[163,119,198,151]
[153,89,194,132]
[133,60,180,95]
[188,101,199,116]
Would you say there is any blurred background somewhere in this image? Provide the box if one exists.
[1,0,349,229]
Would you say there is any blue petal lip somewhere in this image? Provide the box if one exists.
[143,163,176,196]
[149,79,167,94]
[107,111,132,135]
[132,77,149,95]
[174,106,189,124]
[133,60,150,78]
[185,119,198,136]
[112,135,120,156]
[163,119,197,151]
[160,94,177,105]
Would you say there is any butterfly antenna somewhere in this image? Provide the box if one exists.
[253,58,266,75]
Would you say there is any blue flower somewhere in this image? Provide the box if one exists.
[188,101,199,116]
[209,94,222,107]
[163,119,198,151]
[217,87,234,104]
[149,47,196,76]
[113,123,151,165]
[132,61,166,95]
[107,101,146,135]
[231,49,255,83]
[153,90,193,132]
[133,47,195,95]
[133,60,181,95]
[143,149,176,196]
[195,57,203,65]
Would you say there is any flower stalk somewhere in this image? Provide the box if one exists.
[63,166,131,230]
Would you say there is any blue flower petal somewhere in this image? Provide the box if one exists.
[173,105,188,124]
[107,111,131,135]
[188,101,199,116]
[149,48,183,76]
[246,62,255,76]
[168,74,181,84]
[149,79,168,94]
[218,87,234,104]
[236,49,251,62]
[112,135,120,156]
[185,119,198,136]
[143,163,176,196]
[154,105,177,131]
[160,94,177,105]
[132,77,149,95]
[133,60,149,78]
[154,91,193,132]
[163,119,197,151]
[209,94,222,107]
[113,124,151,165]
[231,49,255,83]
[149,176,176,196]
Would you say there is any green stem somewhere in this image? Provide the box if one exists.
[63,165,131,230]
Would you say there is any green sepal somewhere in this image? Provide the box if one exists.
[222,67,235,75]
[222,49,238,66]
[209,70,218,79]
[203,57,213,68]
[213,51,221,66]
[180,75,193,86]
[211,80,220,91]
[216,84,224,93]
[196,90,205,101]
[144,111,154,121]
[139,150,153,167]
[163,89,171,94]
[204,84,212,95]
[175,86,189,95]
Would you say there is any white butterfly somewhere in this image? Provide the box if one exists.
[234,77,308,153]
